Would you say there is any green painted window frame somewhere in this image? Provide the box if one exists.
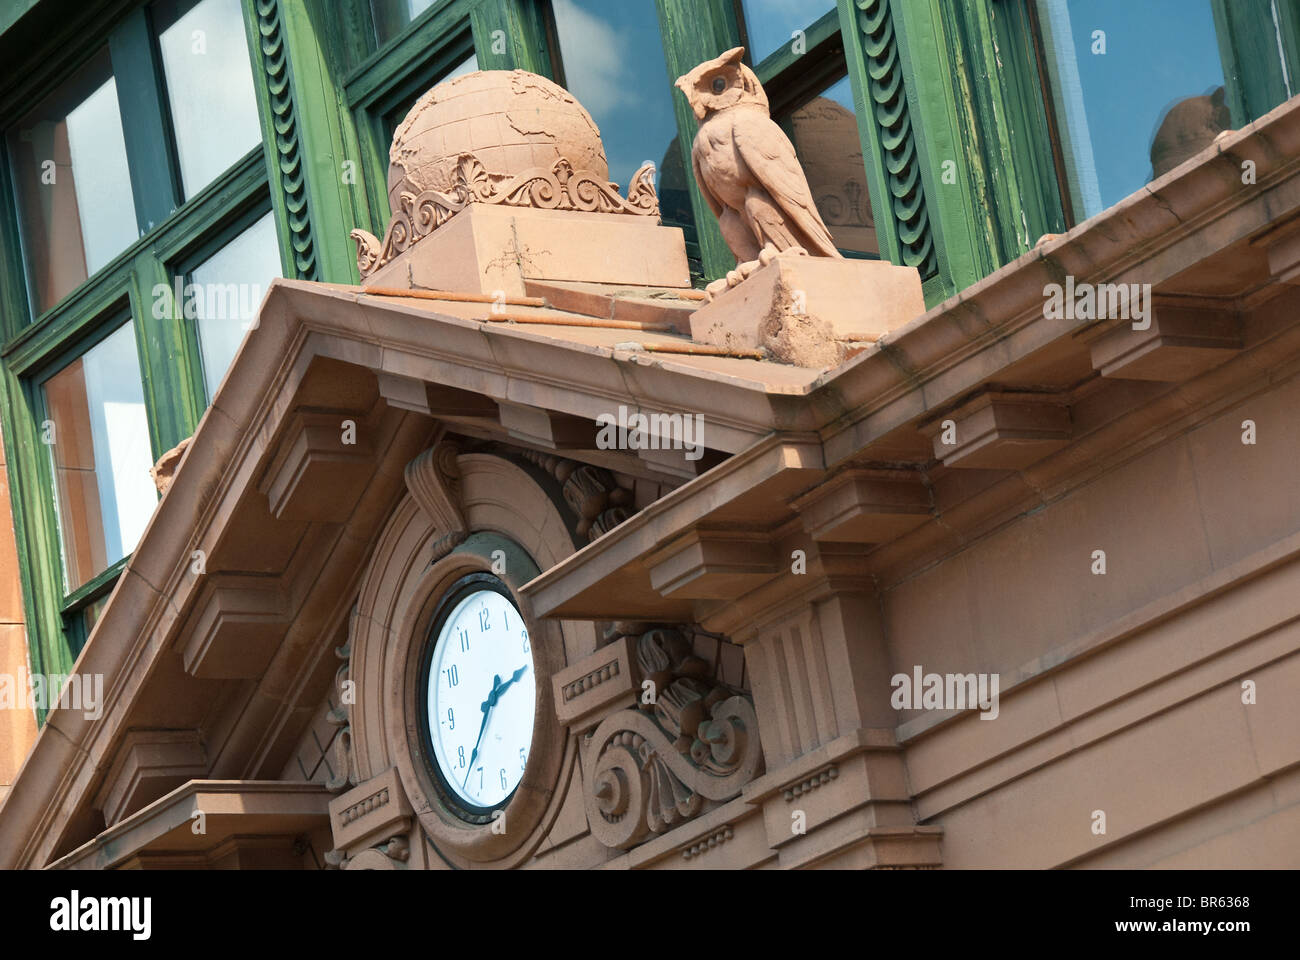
[0,0,281,706]
[344,1,481,236]
[28,307,147,632]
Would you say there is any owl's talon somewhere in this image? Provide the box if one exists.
[787,245,809,258]
[758,245,779,267]
[738,259,760,279]
[704,277,730,302]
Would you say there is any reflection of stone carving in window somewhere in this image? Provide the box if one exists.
[1149,86,1231,180]
[787,96,877,257]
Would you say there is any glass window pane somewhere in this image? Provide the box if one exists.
[775,74,878,258]
[1035,0,1230,219]
[5,47,138,315]
[155,0,262,199]
[740,0,834,63]
[372,0,437,46]
[190,210,280,400]
[43,323,155,592]
[550,0,686,219]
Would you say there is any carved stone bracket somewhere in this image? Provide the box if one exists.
[327,766,414,869]
[582,626,762,850]
[405,442,467,558]
[352,153,660,278]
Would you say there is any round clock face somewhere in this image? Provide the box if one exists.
[421,575,536,816]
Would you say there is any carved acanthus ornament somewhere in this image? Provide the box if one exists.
[584,625,762,850]
[351,153,660,278]
[325,632,356,795]
[517,450,635,541]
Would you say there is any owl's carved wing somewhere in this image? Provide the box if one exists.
[691,139,725,218]
[732,114,841,258]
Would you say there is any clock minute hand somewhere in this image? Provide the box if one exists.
[463,673,502,789]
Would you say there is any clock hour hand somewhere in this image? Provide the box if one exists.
[463,673,501,789]
[493,663,530,699]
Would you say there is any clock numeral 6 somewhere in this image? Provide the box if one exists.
[499,768,508,790]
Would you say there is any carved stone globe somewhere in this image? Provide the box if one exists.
[387,69,608,215]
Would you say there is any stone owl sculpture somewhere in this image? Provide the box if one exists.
[675,46,842,283]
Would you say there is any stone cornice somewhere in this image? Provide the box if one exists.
[522,96,1300,622]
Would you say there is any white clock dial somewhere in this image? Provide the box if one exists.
[425,581,536,812]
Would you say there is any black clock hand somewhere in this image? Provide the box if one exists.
[463,673,501,789]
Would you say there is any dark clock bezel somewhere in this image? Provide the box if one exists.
[416,571,534,824]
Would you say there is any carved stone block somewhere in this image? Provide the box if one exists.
[181,575,287,679]
[94,730,207,827]
[1088,304,1242,381]
[645,530,779,599]
[688,253,924,366]
[258,409,374,522]
[791,469,931,543]
[552,634,637,731]
[359,204,690,298]
[328,766,413,858]
[921,391,1072,470]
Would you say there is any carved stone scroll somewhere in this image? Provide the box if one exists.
[405,442,466,554]
[351,153,660,278]
[583,627,762,850]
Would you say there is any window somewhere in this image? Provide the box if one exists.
[1034,0,1232,221]
[737,1,878,259]
[740,0,834,63]
[5,48,137,314]
[3,0,265,322]
[189,210,281,400]
[42,322,155,593]
[774,74,877,258]
[1,2,275,671]
[372,0,438,47]
[549,0,699,250]
[154,0,263,200]
[549,0,680,195]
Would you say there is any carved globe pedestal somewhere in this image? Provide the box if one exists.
[352,69,691,295]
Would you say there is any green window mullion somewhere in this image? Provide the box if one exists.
[0,149,28,340]
[0,366,70,699]
[108,7,183,237]
[130,250,204,458]
[469,0,555,74]
[654,0,744,283]
[1212,0,1300,128]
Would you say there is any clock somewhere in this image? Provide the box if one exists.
[418,572,536,819]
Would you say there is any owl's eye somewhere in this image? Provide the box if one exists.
[711,76,727,94]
